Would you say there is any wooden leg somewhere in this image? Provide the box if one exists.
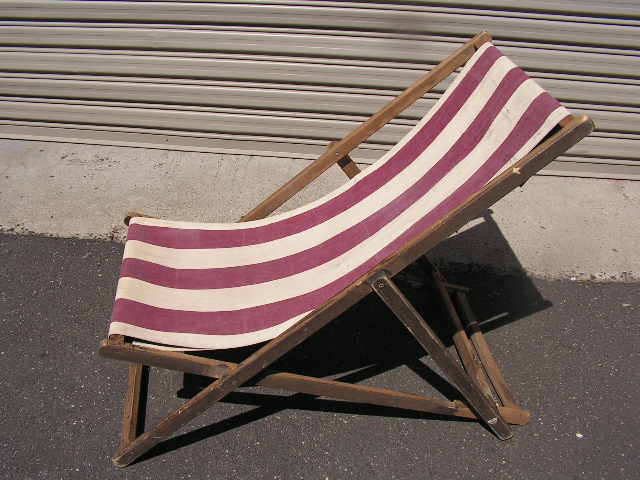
[455,291,519,407]
[112,364,259,467]
[111,290,360,467]
[100,340,531,425]
[119,363,148,449]
[107,262,522,466]
[431,270,497,402]
[369,271,512,440]
[416,257,528,414]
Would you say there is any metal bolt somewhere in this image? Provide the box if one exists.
[335,152,341,156]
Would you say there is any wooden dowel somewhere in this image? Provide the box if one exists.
[431,271,497,402]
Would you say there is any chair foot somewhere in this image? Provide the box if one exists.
[119,363,148,448]
[111,451,130,469]
[418,256,527,411]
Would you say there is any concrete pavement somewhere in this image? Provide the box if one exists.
[1,136,638,478]
[1,138,639,281]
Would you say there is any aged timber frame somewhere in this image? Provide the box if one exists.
[99,32,594,467]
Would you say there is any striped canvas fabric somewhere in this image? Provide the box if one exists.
[109,43,570,350]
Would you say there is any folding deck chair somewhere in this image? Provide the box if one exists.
[99,32,594,466]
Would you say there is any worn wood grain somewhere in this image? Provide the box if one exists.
[369,272,512,440]
[455,291,519,407]
[431,269,497,402]
[119,363,147,448]
[99,339,530,425]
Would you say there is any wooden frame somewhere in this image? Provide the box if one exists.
[99,32,594,467]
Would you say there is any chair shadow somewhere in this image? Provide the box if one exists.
[134,209,551,464]
[138,361,471,464]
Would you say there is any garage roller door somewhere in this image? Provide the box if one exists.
[0,0,638,180]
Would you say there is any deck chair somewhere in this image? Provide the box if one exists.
[99,32,594,467]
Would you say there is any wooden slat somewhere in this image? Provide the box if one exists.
[337,153,361,179]
[119,363,147,447]
[99,340,531,425]
[430,270,497,402]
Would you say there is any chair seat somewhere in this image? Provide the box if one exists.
[109,42,569,350]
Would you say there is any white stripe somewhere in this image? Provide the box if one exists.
[130,342,201,352]
[109,312,309,350]
[116,79,548,312]
[494,106,571,179]
[112,106,568,352]
[130,43,498,233]
[125,56,519,270]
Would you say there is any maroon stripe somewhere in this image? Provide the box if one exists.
[127,46,503,249]
[387,93,562,265]
[111,96,562,336]
[121,66,528,290]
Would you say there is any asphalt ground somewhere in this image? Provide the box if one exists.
[1,232,638,479]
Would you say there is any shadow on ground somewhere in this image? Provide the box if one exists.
[1,229,637,480]
[175,208,549,409]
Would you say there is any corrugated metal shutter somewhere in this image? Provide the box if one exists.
[0,0,638,180]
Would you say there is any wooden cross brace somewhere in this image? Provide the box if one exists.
[100,269,529,466]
